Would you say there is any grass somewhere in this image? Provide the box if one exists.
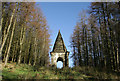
[2,63,120,80]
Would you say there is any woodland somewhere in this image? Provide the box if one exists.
[1,2,120,80]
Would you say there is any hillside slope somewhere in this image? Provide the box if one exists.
[2,63,120,80]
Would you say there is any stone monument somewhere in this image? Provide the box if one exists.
[50,30,69,67]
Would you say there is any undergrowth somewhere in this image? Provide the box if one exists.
[2,63,120,80]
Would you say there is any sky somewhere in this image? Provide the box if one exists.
[36,2,91,68]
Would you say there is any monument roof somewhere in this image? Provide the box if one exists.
[51,30,67,53]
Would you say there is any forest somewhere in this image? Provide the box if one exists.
[1,2,120,80]
[1,2,50,67]
[70,2,120,71]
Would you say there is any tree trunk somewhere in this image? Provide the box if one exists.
[116,44,119,71]
[13,40,18,62]
[85,29,88,66]
[18,26,26,64]
[11,45,16,62]
[24,56,26,64]
[0,18,3,56]
[33,37,37,66]
[27,41,32,65]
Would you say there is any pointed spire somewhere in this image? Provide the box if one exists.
[57,30,62,39]
[59,29,60,33]
[52,30,67,53]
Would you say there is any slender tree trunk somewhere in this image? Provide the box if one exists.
[42,35,46,66]
[18,26,26,64]
[13,40,18,62]
[116,43,119,71]
[0,16,3,34]
[0,3,2,64]
[73,46,77,66]
[33,37,37,66]
[29,59,31,65]
[4,18,16,66]
[78,42,81,66]
[0,5,5,46]
[85,29,88,66]
[3,45,8,62]
[11,45,16,62]
[27,41,31,65]
[1,4,5,33]
[0,18,3,54]
[91,27,96,67]
[24,56,26,64]
[3,20,8,42]
[18,26,23,64]
[98,35,102,67]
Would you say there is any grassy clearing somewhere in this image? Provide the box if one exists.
[2,63,120,80]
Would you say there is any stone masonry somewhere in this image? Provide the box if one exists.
[50,30,69,67]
